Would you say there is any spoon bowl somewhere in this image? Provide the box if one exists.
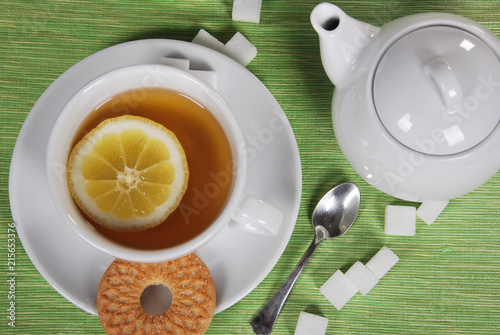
[312,182,360,242]
[250,182,360,334]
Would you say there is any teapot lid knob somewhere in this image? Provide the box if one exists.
[373,26,500,155]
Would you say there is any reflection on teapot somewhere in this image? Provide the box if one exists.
[311,2,500,201]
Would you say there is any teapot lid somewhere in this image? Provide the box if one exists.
[373,26,500,155]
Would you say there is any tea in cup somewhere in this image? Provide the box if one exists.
[46,64,284,262]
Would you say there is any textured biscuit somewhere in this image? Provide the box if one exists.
[97,254,216,334]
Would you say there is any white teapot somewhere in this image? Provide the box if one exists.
[311,2,500,201]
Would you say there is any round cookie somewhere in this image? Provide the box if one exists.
[97,254,216,334]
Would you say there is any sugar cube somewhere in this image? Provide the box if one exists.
[189,70,218,90]
[159,57,190,71]
[222,32,258,66]
[294,311,328,335]
[366,246,399,280]
[232,0,262,23]
[192,29,225,52]
[417,200,449,225]
[320,270,358,310]
[345,261,379,295]
[385,205,416,236]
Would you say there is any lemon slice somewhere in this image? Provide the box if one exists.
[67,115,189,232]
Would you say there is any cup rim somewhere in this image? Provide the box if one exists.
[45,64,247,262]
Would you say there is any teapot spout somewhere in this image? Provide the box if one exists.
[311,3,380,88]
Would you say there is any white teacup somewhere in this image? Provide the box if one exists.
[46,64,284,262]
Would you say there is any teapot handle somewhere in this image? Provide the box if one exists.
[424,57,463,110]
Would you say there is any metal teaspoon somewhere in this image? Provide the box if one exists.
[250,182,361,334]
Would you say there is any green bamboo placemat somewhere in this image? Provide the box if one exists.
[1,0,499,334]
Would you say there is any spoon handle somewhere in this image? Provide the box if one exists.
[250,238,320,334]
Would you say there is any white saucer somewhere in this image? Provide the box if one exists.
[9,39,302,315]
